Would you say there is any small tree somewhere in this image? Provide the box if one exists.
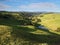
[55,27,60,32]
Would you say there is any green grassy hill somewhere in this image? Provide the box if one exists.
[40,14,60,34]
[32,13,60,34]
[0,12,60,45]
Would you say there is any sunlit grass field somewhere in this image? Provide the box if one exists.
[0,13,60,45]
[40,14,60,34]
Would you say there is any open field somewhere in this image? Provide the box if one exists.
[39,13,60,34]
[0,12,60,45]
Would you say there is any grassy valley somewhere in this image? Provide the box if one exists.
[0,11,60,45]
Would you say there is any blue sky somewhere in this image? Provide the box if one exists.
[0,0,60,12]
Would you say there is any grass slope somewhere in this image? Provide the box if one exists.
[0,13,60,45]
[40,14,60,34]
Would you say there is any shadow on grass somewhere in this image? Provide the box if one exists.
[9,25,60,43]
[9,26,60,45]
[0,19,21,26]
[0,19,60,44]
[0,25,60,45]
[36,27,60,36]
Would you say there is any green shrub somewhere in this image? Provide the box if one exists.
[40,15,44,17]
[55,27,60,32]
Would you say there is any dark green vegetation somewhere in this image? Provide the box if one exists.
[0,11,60,45]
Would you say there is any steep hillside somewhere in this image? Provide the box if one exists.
[32,13,60,34]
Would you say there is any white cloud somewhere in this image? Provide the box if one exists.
[0,2,60,12]
[0,3,11,11]
[19,2,59,12]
